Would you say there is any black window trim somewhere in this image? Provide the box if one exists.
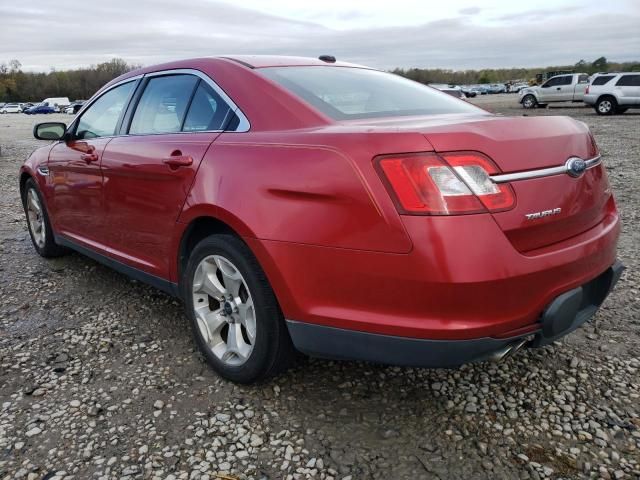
[66,69,250,141]
[122,68,250,137]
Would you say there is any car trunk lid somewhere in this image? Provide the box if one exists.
[418,114,609,252]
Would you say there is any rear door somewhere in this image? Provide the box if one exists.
[100,71,238,278]
[47,79,137,247]
[614,74,640,105]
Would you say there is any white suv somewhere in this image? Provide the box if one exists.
[0,103,22,114]
[584,72,640,115]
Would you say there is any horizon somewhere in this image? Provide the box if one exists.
[1,0,638,72]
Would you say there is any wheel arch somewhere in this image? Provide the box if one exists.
[596,94,617,104]
[19,171,33,199]
[178,216,241,282]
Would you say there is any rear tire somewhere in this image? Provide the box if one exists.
[183,234,295,384]
[22,178,67,258]
[522,95,537,109]
[596,96,616,115]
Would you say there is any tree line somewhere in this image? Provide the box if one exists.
[392,57,640,85]
[2,56,639,103]
[0,58,138,102]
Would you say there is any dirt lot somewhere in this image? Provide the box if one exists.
[1,97,639,480]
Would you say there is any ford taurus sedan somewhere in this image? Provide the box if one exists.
[20,56,623,383]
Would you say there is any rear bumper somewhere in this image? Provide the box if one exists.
[286,260,624,367]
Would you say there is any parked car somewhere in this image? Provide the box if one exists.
[24,104,56,114]
[429,84,466,100]
[509,82,530,93]
[20,56,623,383]
[471,85,489,95]
[519,73,590,108]
[0,103,22,113]
[460,86,477,98]
[41,97,71,110]
[583,72,640,115]
[487,84,507,94]
[64,101,85,114]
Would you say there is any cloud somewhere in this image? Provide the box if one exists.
[0,1,638,71]
[459,7,482,15]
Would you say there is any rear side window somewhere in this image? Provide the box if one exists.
[183,82,235,132]
[559,76,573,85]
[592,75,615,85]
[130,74,198,135]
[75,81,136,139]
[616,75,640,87]
[259,67,480,120]
[578,75,589,83]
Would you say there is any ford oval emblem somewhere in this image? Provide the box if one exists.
[566,157,587,178]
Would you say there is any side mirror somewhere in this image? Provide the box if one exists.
[34,122,67,140]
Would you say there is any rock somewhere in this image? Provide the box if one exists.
[26,427,42,437]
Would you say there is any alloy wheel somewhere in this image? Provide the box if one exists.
[192,255,256,366]
[598,100,612,114]
[26,188,45,248]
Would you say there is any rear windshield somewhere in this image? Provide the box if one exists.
[259,66,481,120]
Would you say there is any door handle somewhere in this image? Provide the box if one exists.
[163,153,193,168]
[81,153,99,163]
[556,87,561,90]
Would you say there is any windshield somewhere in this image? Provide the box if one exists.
[259,66,482,120]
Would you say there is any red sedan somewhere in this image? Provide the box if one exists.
[20,56,623,383]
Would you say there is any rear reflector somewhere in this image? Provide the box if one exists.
[375,152,515,215]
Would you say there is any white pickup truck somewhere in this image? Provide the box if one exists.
[519,73,590,108]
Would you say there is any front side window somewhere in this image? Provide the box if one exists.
[75,81,136,139]
[259,66,481,120]
[183,82,236,132]
[129,74,198,135]
[616,75,640,87]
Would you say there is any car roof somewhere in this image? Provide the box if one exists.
[220,55,366,69]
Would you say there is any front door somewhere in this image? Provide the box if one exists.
[100,73,236,279]
[47,80,137,247]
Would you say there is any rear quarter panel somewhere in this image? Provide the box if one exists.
[178,129,435,254]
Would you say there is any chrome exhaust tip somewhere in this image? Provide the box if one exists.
[489,337,530,363]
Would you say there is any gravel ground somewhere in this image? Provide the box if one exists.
[1,97,639,480]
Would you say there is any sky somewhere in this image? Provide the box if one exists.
[1,0,639,72]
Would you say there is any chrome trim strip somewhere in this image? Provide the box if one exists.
[491,155,601,183]
[144,68,250,132]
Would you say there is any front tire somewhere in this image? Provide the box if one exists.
[22,178,67,258]
[596,96,616,115]
[183,234,294,383]
[522,95,537,109]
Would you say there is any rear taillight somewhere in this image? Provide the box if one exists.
[585,85,590,94]
[375,152,515,215]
